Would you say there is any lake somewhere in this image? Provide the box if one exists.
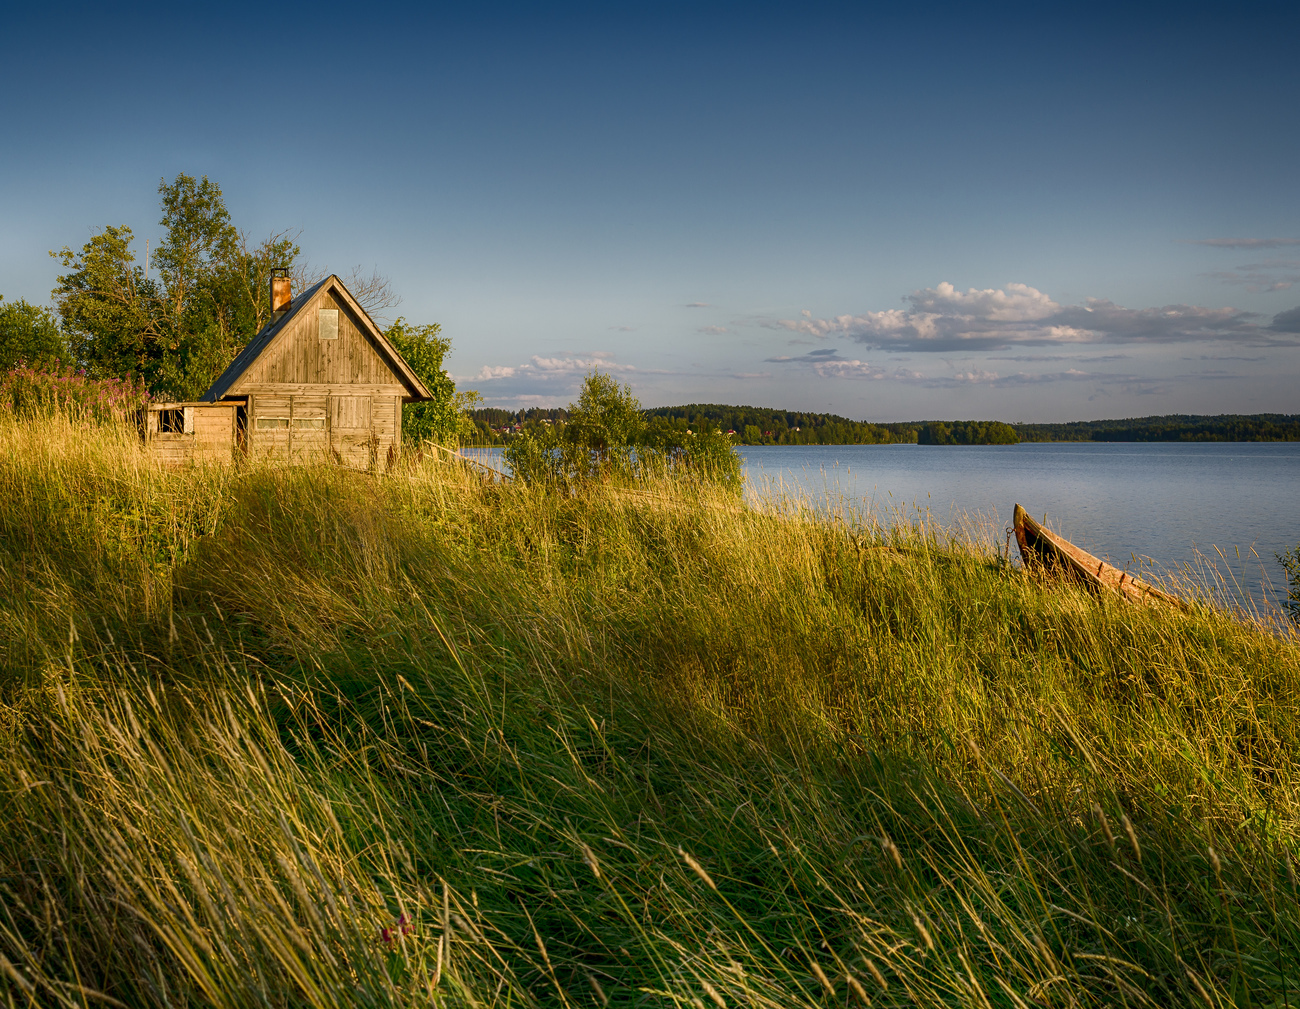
[739,442,1300,613]
[462,442,1300,614]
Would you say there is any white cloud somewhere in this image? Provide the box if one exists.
[475,365,517,380]
[908,281,1059,322]
[953,369,1001,383]
[812,359,890,380]
[529,354,636,374]
[685,302,711,308]
[470,354,636,382]
[773,281,1279,352]
[699,325,728,335]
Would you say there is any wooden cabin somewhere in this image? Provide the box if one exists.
[142,274,432,467]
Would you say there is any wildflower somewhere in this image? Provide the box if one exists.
[381,913,415,943]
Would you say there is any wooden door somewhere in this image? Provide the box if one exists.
[329,395,375,469]
[289,395,328,462]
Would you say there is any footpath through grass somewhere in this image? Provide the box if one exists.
[2,416,1300,1008]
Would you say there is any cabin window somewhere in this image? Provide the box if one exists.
[158,408,185,433]
[255,417,290,430]
[318,308,339,340]
[291,417,325,430]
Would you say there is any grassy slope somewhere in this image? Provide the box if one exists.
[2,417,1299,1008]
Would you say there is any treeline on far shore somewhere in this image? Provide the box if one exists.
[468,405,1300,446]
[1013,413,1300,443]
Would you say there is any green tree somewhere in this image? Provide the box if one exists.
[505,371,743,492]
[383,318,467,446]
[52,174,301,399]
[51,224,163,383]
[0,296,69,369]
[567,371,645,454]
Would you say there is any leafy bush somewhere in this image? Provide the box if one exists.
[0,360,148,424]
[383,318,484,448]
[0,296,69,370]
[1279,544,1300,623]
[504,371,743,492]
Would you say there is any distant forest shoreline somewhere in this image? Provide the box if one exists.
[467,405,1300,446]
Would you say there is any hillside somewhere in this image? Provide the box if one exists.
[3,416,1300,1007]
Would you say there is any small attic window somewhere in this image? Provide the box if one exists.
[318,308,339,340]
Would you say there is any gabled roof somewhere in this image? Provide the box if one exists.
[200,275,433,402]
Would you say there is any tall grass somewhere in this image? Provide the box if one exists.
[2,414,1300,1006]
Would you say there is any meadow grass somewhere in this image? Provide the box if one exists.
[2,414,1300,1007]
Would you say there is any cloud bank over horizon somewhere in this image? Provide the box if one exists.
[772,282,1300,354]
[461,279,1300,416]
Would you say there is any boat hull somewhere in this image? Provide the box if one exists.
[1013,503,1184,608]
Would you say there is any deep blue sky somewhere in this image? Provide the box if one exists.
[3,1,1299,420]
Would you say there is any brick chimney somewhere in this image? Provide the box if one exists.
[271,267,292,319]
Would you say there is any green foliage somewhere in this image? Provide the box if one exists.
[51,174,301,399]
[918,419,1019,445]
[0,295,69,369]
[3,416,1300,1005]
[568,370,645,451]
[51,224,160,381]
[1279,544,1300,624]
[504,372,743,491]
[383,318,462,446]
[0,361,149,424]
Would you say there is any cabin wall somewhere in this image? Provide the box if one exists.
[246,389,404,469]
[143,403,239,464]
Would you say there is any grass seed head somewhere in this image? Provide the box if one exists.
[862,957,888,990]
[1121,814,1142,863]
[701,980,726,1008]
[810,960,836,995]
[908,909,935,951]
[581,842,601,879]
[679,847,716,890]
[1093,803,1115,850]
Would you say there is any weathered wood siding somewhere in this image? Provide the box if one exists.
[144,403,239,465]
[231,286,408,468]
[247,389,404,469]
[240,289,397,388]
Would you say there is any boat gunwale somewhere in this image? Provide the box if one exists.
[1013,503,1186,609]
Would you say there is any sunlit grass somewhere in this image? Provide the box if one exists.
[2,414,1299,1006]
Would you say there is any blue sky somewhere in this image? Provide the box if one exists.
[2,1,1298,421]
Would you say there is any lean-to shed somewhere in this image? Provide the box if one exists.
[143,273,432,467]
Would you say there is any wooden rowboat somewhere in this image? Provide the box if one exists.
[1013,504,1186,608]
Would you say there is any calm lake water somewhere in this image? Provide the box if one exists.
[739,442,1300,612]
[463,442,1300,613]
